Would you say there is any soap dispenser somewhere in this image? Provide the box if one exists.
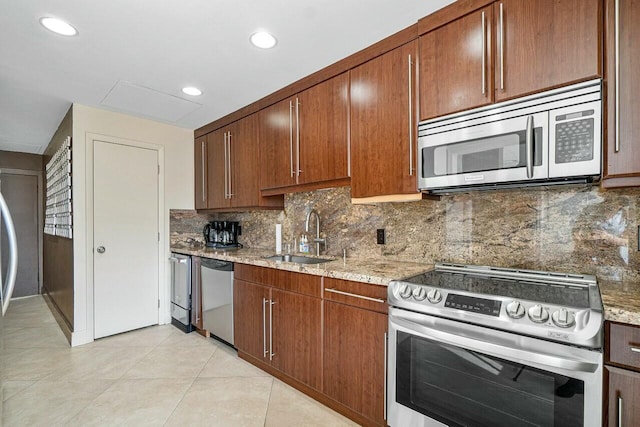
[299,234,309,253]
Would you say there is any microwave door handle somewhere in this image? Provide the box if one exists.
[525,115,534,178]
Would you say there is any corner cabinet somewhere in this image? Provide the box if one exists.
[195,114,283,211]
[350,41,420,200]
[419,0,602,121]
[605,321,640,426]
[259,72,350,195]
[603,0,640,188]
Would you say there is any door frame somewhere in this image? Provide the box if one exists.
[85,133,165,341]
[0,168,44,295]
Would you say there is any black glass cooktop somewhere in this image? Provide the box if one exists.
[402,269,590,308]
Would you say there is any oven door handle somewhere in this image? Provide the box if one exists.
[390,311,600,374]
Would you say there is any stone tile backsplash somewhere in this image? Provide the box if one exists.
[171,185,640,281]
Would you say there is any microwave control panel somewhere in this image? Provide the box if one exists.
[554,109,595,164]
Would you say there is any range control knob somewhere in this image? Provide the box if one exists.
[399,284,413,299]
[412,287,427,301]
[426,289,443,304]
[506,301,526,319]
[528,304,550,323]
[551,308,576,328]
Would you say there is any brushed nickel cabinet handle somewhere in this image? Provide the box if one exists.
[295,98,301,181]
[499,2,505,91]
[223,132,228,199]
[615,0,621,152]
[325,288,385,303]
[289,101,295,178]
[481,11,486,95]
[269,300,276,360]
[618,395,623,427]
[631,347,640,353]
[408,54,414,176]
[201,141,206,203]
[227,132,233,198]
[262,298,268,357]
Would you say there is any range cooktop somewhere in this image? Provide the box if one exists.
[388,262,604,349]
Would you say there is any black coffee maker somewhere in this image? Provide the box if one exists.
[203,221,242,249]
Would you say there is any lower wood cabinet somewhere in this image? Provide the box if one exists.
[605,366,640,426]
[324,300,387,426]
[232,264,388,427]
[232,265,323,390]
[605,321,640,426]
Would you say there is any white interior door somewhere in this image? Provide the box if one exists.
[94,140,159,339]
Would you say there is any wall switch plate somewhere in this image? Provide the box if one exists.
[377,229,385,245]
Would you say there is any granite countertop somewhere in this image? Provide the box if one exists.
[171,243,640,326]
[599,278,640,327]
[170,244,433,286]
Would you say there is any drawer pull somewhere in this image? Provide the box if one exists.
[325,288,385,304]
[631,347,640,353]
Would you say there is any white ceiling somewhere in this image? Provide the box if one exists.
[0,0,455,155]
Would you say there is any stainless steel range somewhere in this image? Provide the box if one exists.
[386,262,604,427]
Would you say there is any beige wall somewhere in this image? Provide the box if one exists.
[71,104,193,346]
[0,150,43,171]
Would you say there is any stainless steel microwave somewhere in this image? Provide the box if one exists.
[417,79,602,194]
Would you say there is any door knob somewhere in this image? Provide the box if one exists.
[96,246,106,254]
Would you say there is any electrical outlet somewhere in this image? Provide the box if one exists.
[377,229,385,245]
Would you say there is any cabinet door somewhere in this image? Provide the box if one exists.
[324,301,388,426]
[604,0,640,186]
[351,41,418,198]
[228,115,259,208]
[495,0,601,102]
[297,73,349,185]
[419,5,493,120]
[606,366,640,426]
[259,98,296,190]
[206,129,230,209]
[271,288,322,390]
[194,136,208,209]
[233,279,270,362]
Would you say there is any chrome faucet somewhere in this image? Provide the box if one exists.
[305,208,326,256]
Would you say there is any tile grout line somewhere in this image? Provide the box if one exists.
[263,376,275,427]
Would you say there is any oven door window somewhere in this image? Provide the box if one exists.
[396,331,583,427]
[423,128,543,178]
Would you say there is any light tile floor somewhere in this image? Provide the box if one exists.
[2,296,359,426]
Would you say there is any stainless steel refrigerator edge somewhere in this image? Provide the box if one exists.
[169,253,194,333]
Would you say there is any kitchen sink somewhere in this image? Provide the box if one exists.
[264,254,333,264]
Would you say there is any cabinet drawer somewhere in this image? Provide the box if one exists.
[323,278,388,314]
[607,322,640,371]
[233,263,321,298]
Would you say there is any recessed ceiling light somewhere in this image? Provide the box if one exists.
[250,31,277,49]
[39,17,78,36]
[182,87,202,96]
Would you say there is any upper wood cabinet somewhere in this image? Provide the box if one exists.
[419,0,602,121]
[420,5,494,120]
[199,114,283,211]
[194,135,207,210]
[495,0,601,102]
[350,41,420,199]
[259,73,349,194]
[603,0,640,188]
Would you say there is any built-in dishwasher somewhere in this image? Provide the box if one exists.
[200,258,234,347]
